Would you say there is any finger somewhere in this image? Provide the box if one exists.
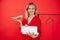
[31,32,34,35]
[26,32,30,36]
[27,31,31,35]
[10,17,16,20]
[31,32,37,36]
[25,24,28,26]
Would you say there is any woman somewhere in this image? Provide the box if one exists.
[11,2,41,40]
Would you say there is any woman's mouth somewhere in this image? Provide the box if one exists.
[30,11,34,13]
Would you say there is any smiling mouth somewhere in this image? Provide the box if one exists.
[30,11,34,13]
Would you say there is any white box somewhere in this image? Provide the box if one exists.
[21,26,38,35]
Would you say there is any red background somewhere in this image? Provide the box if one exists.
[0,0,60,40]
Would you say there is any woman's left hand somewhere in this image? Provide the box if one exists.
[27,32,38,38]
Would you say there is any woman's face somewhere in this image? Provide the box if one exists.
[27,5,36,15]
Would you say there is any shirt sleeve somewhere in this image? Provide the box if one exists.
[22,18,27,25]
[37,17,41,39]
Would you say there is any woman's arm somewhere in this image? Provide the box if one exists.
[10,15,23,26]
[27,32,39,38]
[10,15,22,20]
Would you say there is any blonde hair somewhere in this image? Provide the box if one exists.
[25,2,37,19]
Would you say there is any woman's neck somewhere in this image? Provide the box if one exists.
[28,14,35,24]
[29,14,35,18]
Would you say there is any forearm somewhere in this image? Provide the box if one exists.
[18,20,23,26]
[16,15,22,19]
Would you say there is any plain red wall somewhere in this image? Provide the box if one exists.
[0,0,60,40]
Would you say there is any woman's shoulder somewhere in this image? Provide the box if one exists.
[34,15,41,22]
[35,15,40,19]
[22,18,27,22]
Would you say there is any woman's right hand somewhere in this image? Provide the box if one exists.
[10,16,23,26]
[11,15,22,19]
[10,17,17,20]
[10,15,23,22]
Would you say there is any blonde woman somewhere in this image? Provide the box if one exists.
[11,2,41,40]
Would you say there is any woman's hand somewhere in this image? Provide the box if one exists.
[10,15,22,22]
[10,15,23,26]
[10,17,20,22]
[27,32,38,38]
[10,15,22,20]
[25,24,28,26]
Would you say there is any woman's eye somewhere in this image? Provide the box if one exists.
[28,8,35,10]
[32,8,33,9]
[32,8,35,10]
[28,8,31,9]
